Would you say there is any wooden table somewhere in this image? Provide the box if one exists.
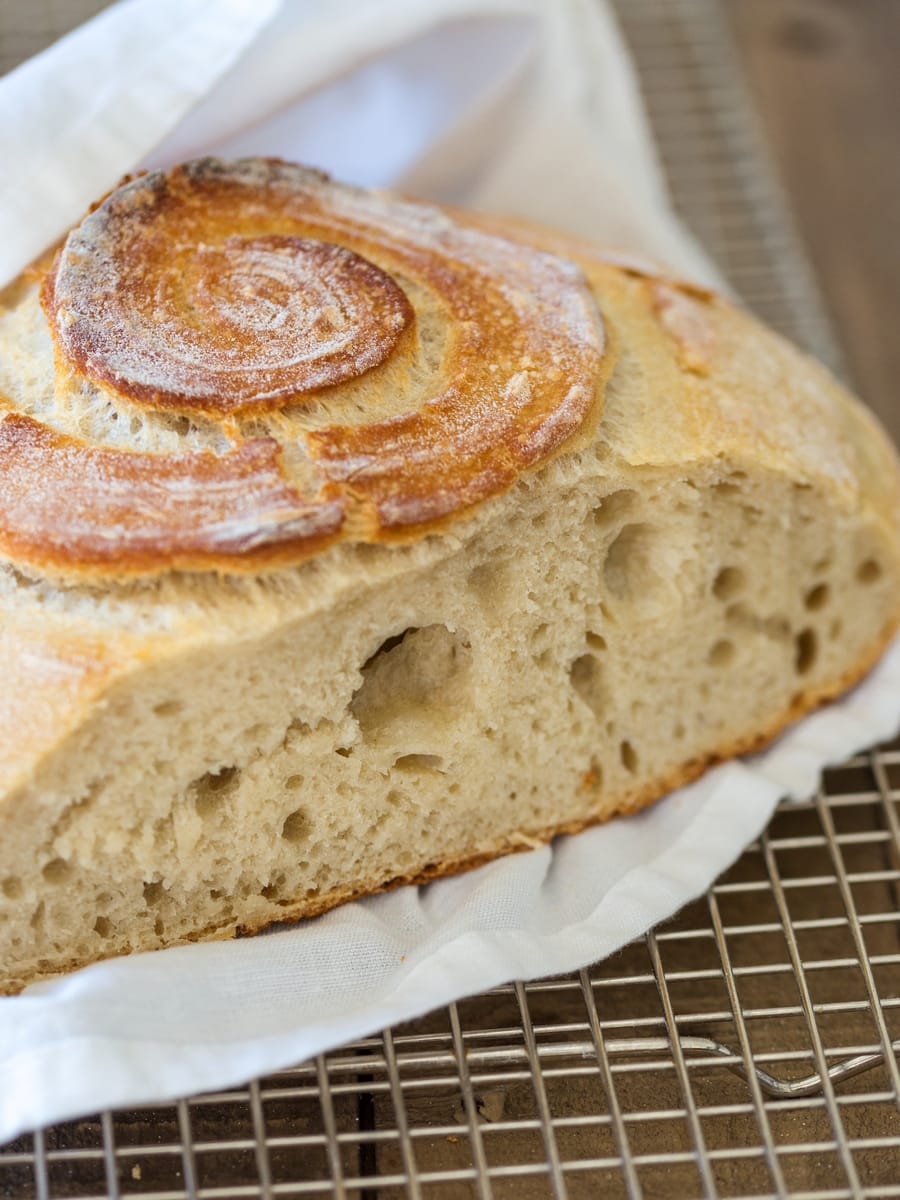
[725,0,900,441]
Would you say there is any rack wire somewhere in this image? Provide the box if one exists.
[0,0,898,1196]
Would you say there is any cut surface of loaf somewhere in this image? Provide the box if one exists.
[0,158,899,994]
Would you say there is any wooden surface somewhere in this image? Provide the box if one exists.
[725,0,900,442]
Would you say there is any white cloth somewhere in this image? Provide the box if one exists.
[0,0,897,1144]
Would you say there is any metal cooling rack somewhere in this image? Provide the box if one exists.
[1,0,899,1196]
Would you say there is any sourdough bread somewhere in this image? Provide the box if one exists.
[0,158,898,993]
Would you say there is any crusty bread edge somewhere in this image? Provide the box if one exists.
[7,614,896,996]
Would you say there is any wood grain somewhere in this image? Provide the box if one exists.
[725,0,900,441]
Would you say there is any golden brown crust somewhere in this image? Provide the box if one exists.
[6,616,894,996]
[648,281,715,375]
[16,158,607,578]
[44,221,415,415]
[0,414,345,573]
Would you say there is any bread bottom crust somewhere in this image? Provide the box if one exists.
[7,618,895,997]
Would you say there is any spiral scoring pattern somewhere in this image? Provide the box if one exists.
[48,226,414,413]
[2,158,607,576]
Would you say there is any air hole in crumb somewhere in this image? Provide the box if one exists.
[708,639,736,668]
[586,631,607,651]
[620,741,638,774]
[591,489,638,530]
[143,882,164,907]
[569,653,605,720]
[603,523,670,614]
[713,566,746,601]
[153,699,183,718]
[830,618,843,640]
[468,560,510,607]
[393,753,445,773]
[674,723,686,741]
[282,808,311,844]
[42,858,72,885]
[262,874,286,900]
[804,582,830,611]
[193,766,240,818]
[351,625,472,737]
[285,774,304,791]
[335,746,353,758]
[857,558,882,584]
[795,628,818,675]
[201,766,239,792]
[154,918,165,937]
[1,877,21,900]
[94,916,111,938]
[362,628,413,666]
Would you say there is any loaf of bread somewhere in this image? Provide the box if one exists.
[0,157,898,994]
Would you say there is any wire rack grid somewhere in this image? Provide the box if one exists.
[0,0,899,1196]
